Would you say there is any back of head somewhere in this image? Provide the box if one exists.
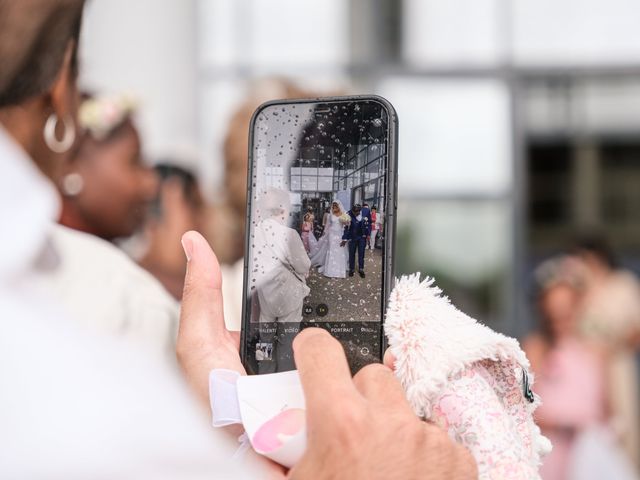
[152,162,203,216]
[572,232,616,269]
[258,188,290,223]
[222,79,319,217]
[533,255,587,342]
[0,0,85,107]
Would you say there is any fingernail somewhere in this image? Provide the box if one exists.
[293,327,324,352]
[181,236,193,262]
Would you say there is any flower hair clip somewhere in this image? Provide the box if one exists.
[79,93,137,141]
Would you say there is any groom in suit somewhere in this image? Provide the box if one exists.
[341,204,370,278]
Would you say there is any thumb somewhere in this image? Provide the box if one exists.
[177,230,228,404]
[179,230,226,337]
[178,231,226,343]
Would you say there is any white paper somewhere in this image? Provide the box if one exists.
[236,370,307,468]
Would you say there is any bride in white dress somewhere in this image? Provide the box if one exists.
[310,200,349,278]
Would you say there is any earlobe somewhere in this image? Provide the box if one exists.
[44,41,79,155]
[48,41,79,126]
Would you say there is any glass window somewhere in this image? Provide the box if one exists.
[378,78,512,196]
[512,0,640,66]
[198,0,348,68]
[396,199,511,329]
[402,0,503,67]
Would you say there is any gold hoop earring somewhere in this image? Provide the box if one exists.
[44,113,76,154]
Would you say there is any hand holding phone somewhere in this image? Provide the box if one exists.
[290,329,477,479]
[175,240,475,476]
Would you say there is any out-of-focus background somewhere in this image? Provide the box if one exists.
[79,0,640,336]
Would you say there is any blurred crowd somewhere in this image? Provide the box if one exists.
[524,238,640,479]
[36,80,319,355]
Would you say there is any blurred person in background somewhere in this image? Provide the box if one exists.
[573,235,640,469]
[0,2,476,478]
[138,163,205,300]
[32,93,179,358]
[522,257,635,480]
[59,92,158,241]
[368,205,379,250]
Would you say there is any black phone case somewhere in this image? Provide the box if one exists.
[239,94,399,373]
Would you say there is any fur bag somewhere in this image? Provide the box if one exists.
[386,274,552,479]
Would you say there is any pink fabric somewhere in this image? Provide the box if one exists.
[533,339,607,480]
[431,360,540,479]
[301,222,312,253]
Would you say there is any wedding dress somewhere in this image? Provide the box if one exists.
[310,205,348,279]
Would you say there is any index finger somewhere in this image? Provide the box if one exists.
[293,328,360,421]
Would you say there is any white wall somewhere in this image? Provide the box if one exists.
[79,0,199,166]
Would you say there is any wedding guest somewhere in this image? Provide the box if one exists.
[523,257,612,480]
[301,212,314,253]
[369,205,380,250]
[58,93,158,241]
[341,203,370,278]
[37,95,179,357]
[573,235,640,468]
[253,188,310,323]
[138,163,205,300]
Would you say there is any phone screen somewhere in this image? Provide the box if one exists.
[242,97,395,374]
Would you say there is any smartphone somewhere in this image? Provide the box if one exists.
[240,95,398,375]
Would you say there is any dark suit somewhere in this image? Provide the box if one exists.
[342,211,370,272]
[361,206,372,226]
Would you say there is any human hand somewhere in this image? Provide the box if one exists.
[177,230,244,406]
[177,231,286,478]
[340,241,347,247]
[290,329,477,479]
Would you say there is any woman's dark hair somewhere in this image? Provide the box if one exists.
[150,163,202,217]
[0,0,85,107]
[572,233,617,269]
[155,163,198,198]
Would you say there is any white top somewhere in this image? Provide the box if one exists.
[31,223,179,360]
[0,126,257,478]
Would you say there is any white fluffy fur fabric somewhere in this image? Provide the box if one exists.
[386,274,552,478]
